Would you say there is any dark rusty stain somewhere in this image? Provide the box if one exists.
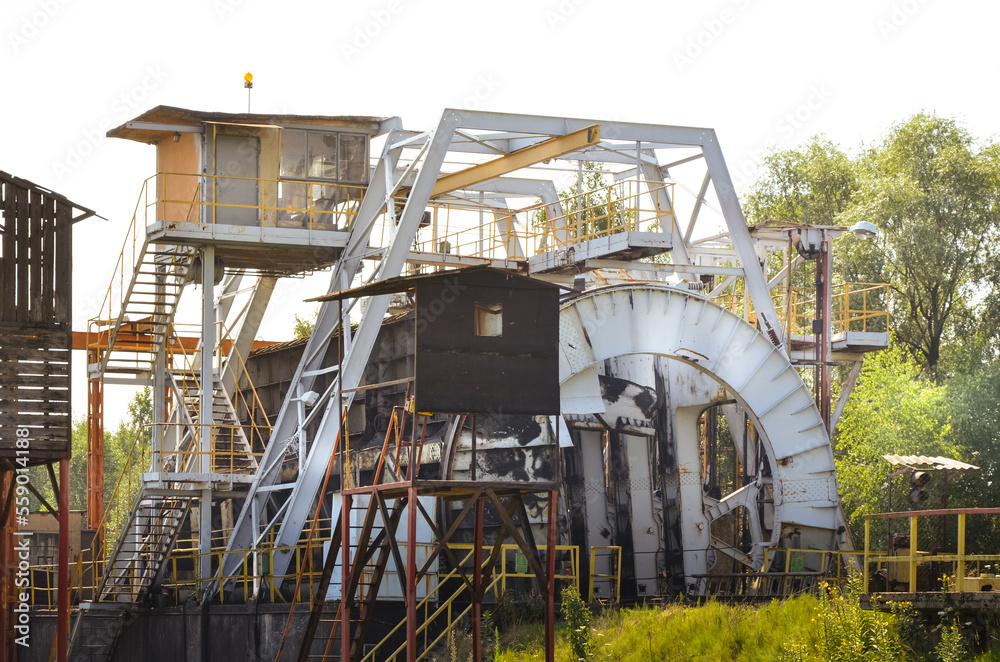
[633,389,657,419]
[601,376,630,403]
[599,375,659,419]
[481,413,542,447]
[478,446,555,482]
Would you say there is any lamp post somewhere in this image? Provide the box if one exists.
[793,221,878,431]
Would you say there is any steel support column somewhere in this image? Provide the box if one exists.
[545,490,558,662]
[818,233,832,429]
[86,348,104,530]
[340,492,351,662]
[199,245,216,588]
[701,140,785,349]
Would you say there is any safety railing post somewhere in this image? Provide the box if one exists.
[864,519,870,590]
[909,515,918,592]
[957,513,966,592]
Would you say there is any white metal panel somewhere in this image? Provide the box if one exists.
[559,285,840,559]
[326,495,437,601]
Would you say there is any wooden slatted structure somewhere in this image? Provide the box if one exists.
[0,171,95,465]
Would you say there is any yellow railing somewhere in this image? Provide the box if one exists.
[173,532,333,604]
[149,171,366,231]
[521,179,674,252]
[420,179,673,263]
[500,544,578,593]
[147,423,265,475]
[716,282,889,336]
[29,422,154,607]
[863,508,1000,594]
[589,545,622,603]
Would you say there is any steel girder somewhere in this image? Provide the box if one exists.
[217,115,461,595]
[212,108,795,597]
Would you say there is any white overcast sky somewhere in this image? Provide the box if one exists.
[2,0,996,425]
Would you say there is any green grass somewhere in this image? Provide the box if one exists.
[495,591,1000,662]
[498,598,825,662]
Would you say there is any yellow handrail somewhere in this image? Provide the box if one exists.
[589,545,622,603]
[715,282,889,336]
[150,171,366,231]
[863,508,1000,594]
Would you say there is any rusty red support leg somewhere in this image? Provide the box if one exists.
[407,486,418,662]
[58,459,69,662]
[545,490,558,662]
[341,492,352,662]
[0,471,12,662]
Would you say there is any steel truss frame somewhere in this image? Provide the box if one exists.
[218,109,789,603]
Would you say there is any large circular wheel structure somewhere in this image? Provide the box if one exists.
[559,284,841,585]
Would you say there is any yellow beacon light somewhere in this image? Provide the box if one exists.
[244,72,253,88]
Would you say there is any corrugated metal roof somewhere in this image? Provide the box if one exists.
[882,454,980,472]
[107,105,389,142]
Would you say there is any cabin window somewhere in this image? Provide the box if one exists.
[474,302,503,337]
[280,129,367,184]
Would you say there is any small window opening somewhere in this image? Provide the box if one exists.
[474,302,503,337]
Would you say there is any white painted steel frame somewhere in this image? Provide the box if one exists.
[214,109,803,596]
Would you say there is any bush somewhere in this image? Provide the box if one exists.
[561,585,593,661]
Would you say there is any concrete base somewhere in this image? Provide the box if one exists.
[28,601,410,662]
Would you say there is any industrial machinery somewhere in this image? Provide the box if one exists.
[21,107,891,661]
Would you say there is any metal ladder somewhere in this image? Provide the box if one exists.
[167,369,258,475]
[97,243,194,378]
[68,493,191,661]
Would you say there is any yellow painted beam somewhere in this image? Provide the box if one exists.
[430,125,601,198]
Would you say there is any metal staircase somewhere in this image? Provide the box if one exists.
[67,604,133,662]
[68,492,191,661]
[97,492,192,602]
[166,369,258,475]
[96,242,194,378]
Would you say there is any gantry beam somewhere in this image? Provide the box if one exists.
[71,331,278,353]
[429,125,601,198]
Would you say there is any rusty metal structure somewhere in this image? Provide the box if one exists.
[18,107,894,661]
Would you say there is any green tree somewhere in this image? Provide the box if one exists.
[744,115,1000,379]
[834,342,957,544]
[26,388,153,521]
[837,113,1000,379]
[293,307,318,339]
[938,345,1000,553]
[744,137,858,228]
